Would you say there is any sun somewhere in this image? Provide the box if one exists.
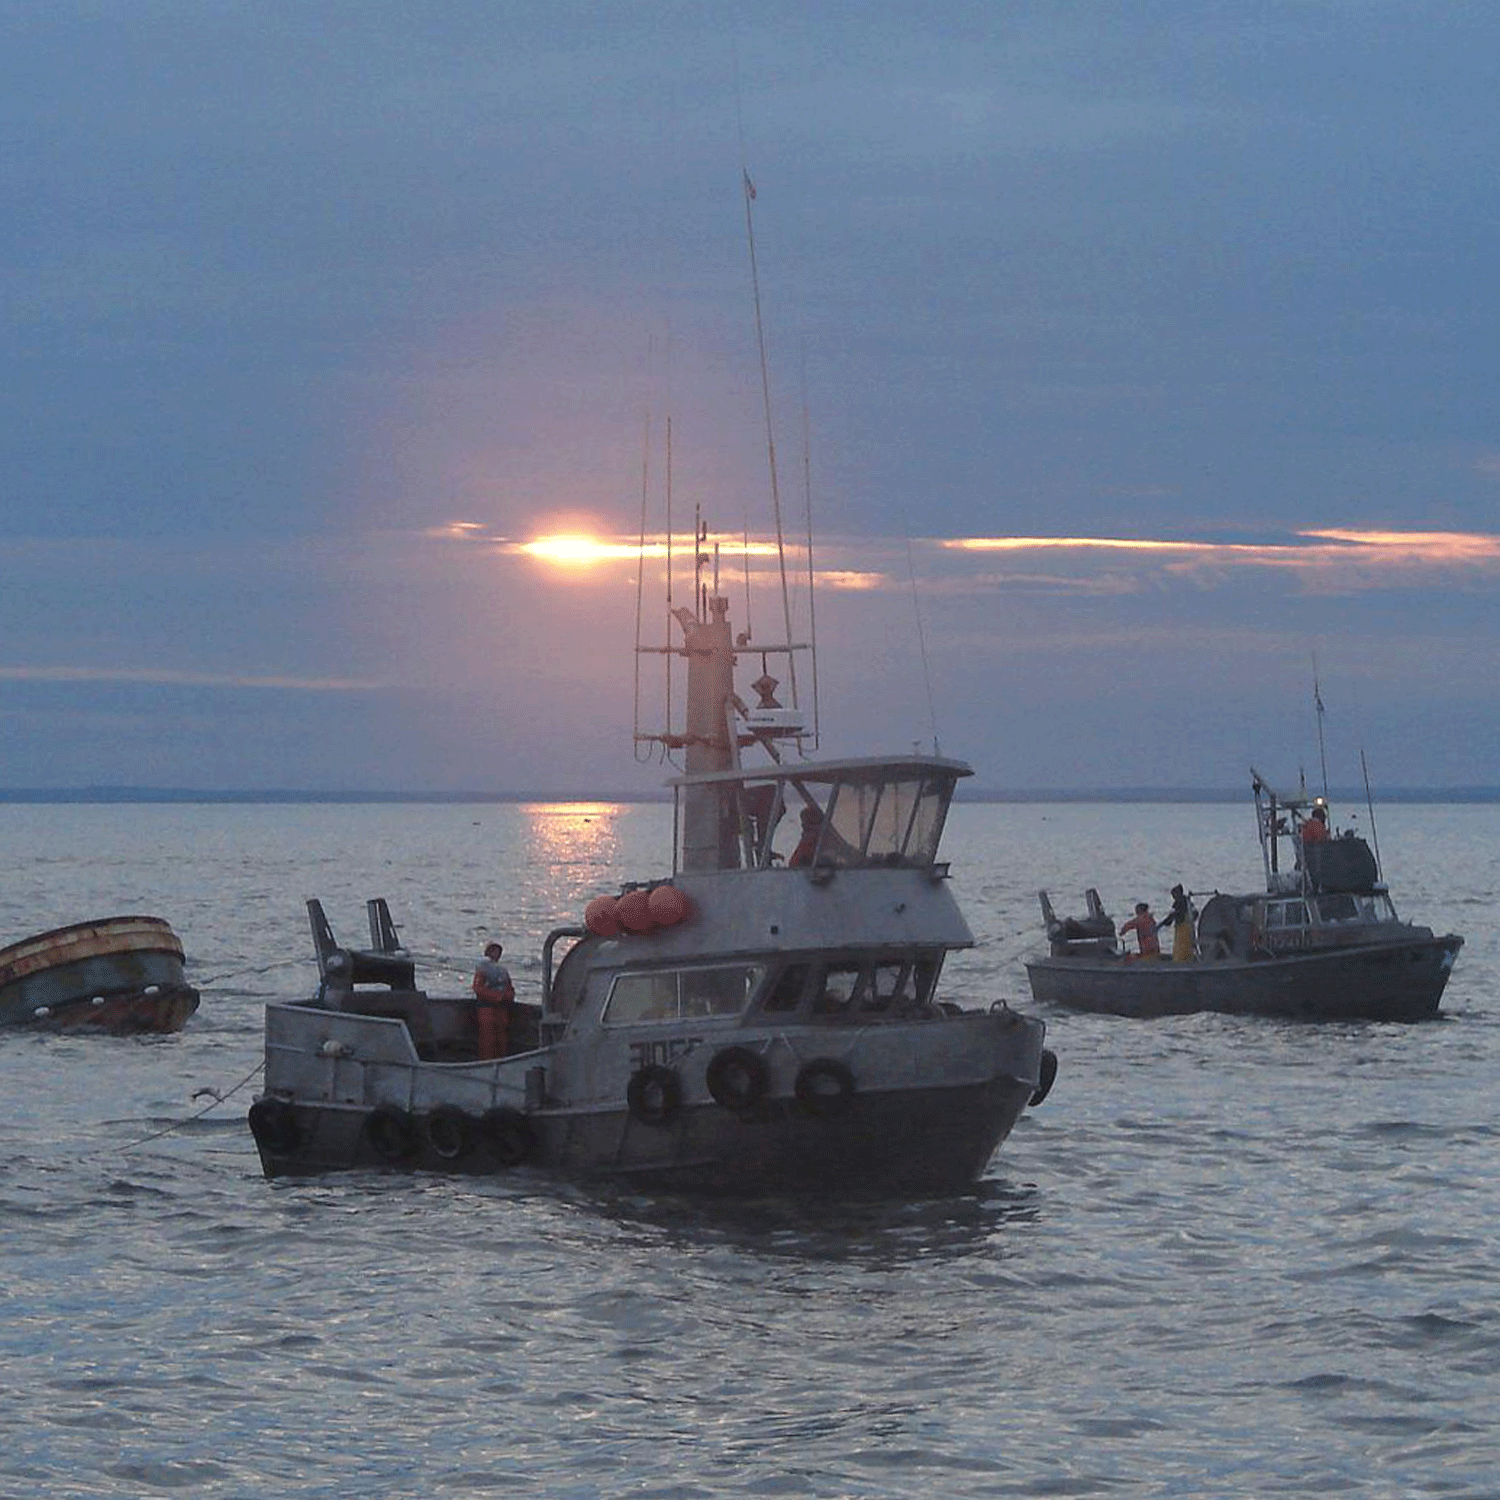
[521,533,639,567]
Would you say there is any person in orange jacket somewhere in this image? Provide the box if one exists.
[1119,902,1161,958]
[472,941,515,1059]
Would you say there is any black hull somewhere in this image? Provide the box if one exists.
[249,1075,1036,1198]
[1026,934,1463,1023]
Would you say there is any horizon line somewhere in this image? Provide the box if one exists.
[3,785,1498,806]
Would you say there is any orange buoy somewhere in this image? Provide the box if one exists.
[647,884,691,927]
[584,896,620,936]
[615,889,655,934]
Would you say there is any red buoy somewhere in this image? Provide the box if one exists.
[584,896,620,936]
[615,889,655,933]
[647,884,691,927]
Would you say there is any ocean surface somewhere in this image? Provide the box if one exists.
[2,799,1496,1499]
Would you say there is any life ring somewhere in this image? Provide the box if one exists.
[481,1107,534,1168]
[794,1058,855,1118]
[1029,1048,1058,1107]
[364,1104,418,1163]
[247,1097,301,1155]
[705,1046,769,1112]
[423,1105,477,1162]
[626,1064,682,1127]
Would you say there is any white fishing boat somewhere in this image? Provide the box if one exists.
[249,548,1054,1193]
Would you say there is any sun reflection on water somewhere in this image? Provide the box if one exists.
[520,802,626,871]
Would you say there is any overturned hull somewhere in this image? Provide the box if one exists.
[1026,933,1463,1023]
[0,916,199,1033]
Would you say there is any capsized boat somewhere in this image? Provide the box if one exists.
[249,576,1055,1194]
[1025,771,1463,1023]
[0,916,200,1033]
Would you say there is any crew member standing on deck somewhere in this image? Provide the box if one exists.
[1119,902,1162,958]
[472,941,515,1059]
[1302,803,1330,847]
[1160,883,1195,962]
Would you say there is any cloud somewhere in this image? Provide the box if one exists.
[0,666,381,691]
[419,521,1500,597]
[940,528,1500,592]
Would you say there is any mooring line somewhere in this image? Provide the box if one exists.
[118,1060,265,1153]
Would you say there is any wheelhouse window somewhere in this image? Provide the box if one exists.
[1264,901,1309,931]
[762,963,808,1013]
[672,757,966,872]
[824,772,956,867]
[603,964,762,1026]
[769,951,941,1020]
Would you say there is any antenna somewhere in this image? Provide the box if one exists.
[1312,653,1329,798]
[632,383,651,761]
[663,413,676,762]
[741,515,753,643]
[1361,748,1384,883]
[799,346,820,749]
[904,524,941,756]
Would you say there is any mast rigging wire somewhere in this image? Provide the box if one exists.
[904,526,941,756]
[632,383,651,760]
[741,168,799,713]
[800,346,820,750]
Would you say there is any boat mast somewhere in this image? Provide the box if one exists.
[674,586,739,870]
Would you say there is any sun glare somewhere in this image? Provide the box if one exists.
[521,534,639,566]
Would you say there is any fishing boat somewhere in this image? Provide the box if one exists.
[248,553,1056,1192]
[1025,771,1463,1022]
[0,916,200,1033]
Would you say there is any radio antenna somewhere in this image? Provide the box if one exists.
[904,525,940,756]
[1312,654,1329,799]
[1361,748,1384,883]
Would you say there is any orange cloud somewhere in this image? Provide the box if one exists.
[1299,529,1500,563]
[940,528,1500,582]
[417,522,1500,596]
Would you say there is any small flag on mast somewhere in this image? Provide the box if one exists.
[743,169,756,200]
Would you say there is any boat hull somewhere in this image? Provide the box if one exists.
[0,917,200,1033]
[1025,933,1463,1023]
[250,1000,1048,1196]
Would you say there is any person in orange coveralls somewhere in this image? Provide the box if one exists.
[472,941,515,1059]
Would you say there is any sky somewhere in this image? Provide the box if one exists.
[4,0,1499,796]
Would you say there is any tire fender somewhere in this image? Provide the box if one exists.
[626,1064,683,1127]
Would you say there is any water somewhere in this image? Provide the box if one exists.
[2,800,1496,1498]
